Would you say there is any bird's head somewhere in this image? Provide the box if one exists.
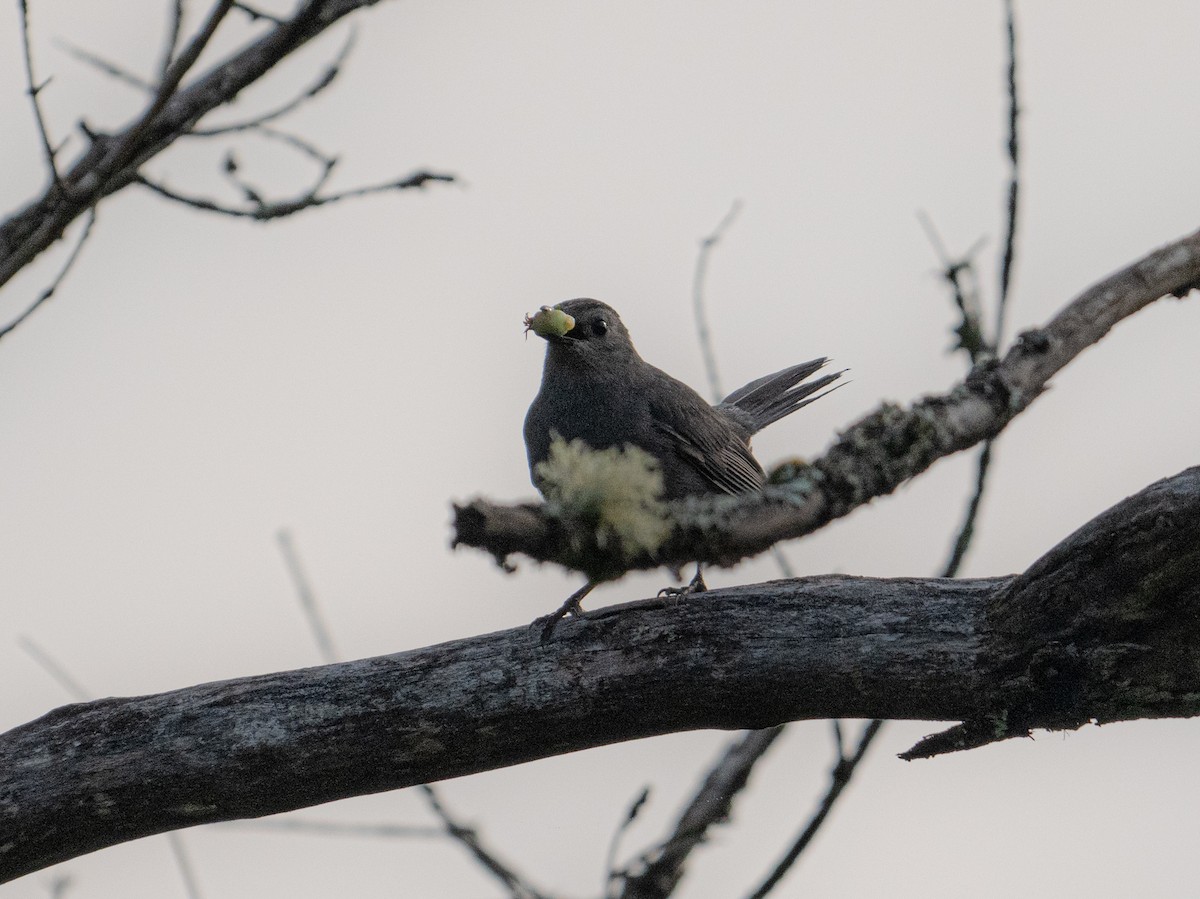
[524,299,638,366]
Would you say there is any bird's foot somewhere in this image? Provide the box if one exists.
[657,567,708,599]
[532,581,595,643]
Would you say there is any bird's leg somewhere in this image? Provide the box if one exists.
[658,563,707,598]
[533,580,596,643]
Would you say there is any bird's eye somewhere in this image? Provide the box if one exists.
[592,319,609,337]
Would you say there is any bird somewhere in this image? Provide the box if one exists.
[523,298,840,636]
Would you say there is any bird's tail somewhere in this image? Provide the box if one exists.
[719,358,843,435]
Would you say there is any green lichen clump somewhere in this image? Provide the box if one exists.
[535,437,671,556]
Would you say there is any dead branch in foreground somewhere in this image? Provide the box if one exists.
[3,466,1199,882]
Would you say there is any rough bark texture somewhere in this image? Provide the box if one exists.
[454,228,1200,581]
[3,468,1199,882]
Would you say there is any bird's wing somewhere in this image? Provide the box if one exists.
[645,367,765,496]
[654,421,765,495]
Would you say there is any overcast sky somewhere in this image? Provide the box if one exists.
[2,2,1199,897]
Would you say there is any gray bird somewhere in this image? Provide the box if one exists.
[524,298,840,634]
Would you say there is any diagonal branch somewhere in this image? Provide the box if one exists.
[743,720,882,899]
[190,28,357,136]
[619,727,785,899]
[0,0,401,292]
[417,785,551,899]
[0,209,96,342]
[453,226,1200,581]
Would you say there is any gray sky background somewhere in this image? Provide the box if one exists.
[2,2,1199,896]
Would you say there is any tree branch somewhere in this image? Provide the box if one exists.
[4,467,1199,881]
[0,0,401,291]
[619,726,785,899]
[743,720,882,899]
[453,227,1200,581]
[17,0,62,184]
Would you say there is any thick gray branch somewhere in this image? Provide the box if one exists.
[3,468,1199,882]
[453,228,1200,581]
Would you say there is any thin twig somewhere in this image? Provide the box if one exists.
[604,787,651,898]
[416,785,550,899]
[743,720,883,899]
[161,0,187,78]
[276,529,338,665]
[166,834,204,899]
[233,1,286,25]
[693,199,742,402]
[135,170,455,220]
[917,211,989,360]
[221,127,338,204]
[996,0,1020,346]
[17,637,204,899]
[55,39,156,92]
[190,29,357,137]
[620,727,786,899]
[218,819,443,839]
[0,209,96,342]
[16,636,89,702]
[18,0,61,183]
[942,441,993,578]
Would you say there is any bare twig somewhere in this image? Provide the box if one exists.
[166,834,204,899]
[0,209,96,343]
[276,529,339,665]
[56,39,156,92]
[218,818,442,839]
[135,169,455,220]
[16,636,89,702]
[162,0,187,78]
[233,1,286,25]
[996,0,1020,346]
[917,211,989,359]
[605,787,651,898]
[417,785,550,899]
[191,29,357,137]
[941,441,993,578]
[18,0,61,183]
[619,727,786,899]
[743,720,883,899]
[221,127,338,207]
[693,199,742,402]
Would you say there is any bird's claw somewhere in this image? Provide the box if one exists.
[531,582,595,643]
[658,568,708,599]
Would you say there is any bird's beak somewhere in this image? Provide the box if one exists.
[523,306,576,340]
